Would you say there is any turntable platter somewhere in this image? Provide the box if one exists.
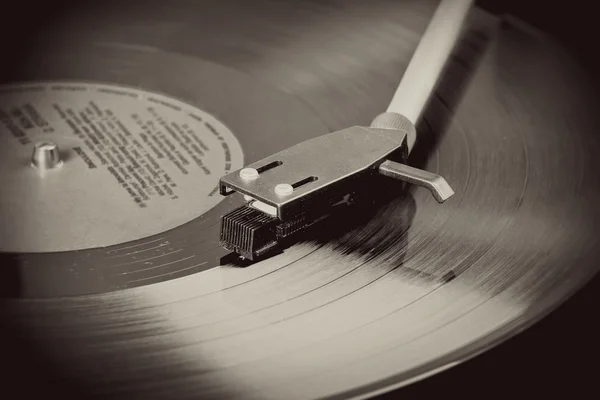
[1,1,600,399]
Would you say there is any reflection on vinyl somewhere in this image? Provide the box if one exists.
[1,0,600,399]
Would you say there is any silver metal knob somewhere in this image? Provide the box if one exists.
[31,141,62,171]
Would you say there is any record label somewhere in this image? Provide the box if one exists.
[0,81,244,253]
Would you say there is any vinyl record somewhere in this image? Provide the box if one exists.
[1,0,600,398]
